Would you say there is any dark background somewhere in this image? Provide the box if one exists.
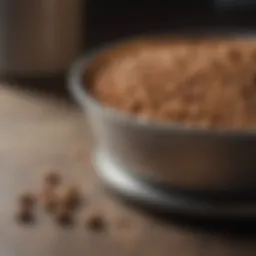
[86,0,256,48]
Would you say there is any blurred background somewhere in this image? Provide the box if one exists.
[1,0,256,79]
[87,0,256,49]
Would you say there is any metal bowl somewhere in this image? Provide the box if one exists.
[69,35,256,195]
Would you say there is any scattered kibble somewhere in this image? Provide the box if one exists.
[45,172,61,187]
[16,172,116,232]
[56,208,73,227]
[19,193,36,209]
[85,213,105,232]
[43,192,59,214]
[17,207,35,224]
[61,186,81,210]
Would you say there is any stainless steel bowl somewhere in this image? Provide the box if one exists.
[69,35,256,193]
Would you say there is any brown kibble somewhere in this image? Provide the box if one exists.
[19,193,36,209]
[251,49,256,61]
[17,207,35,224]
[91,39,256,130]
[61,186,81,210]
[226,48,242,63]
[85,213,105,232]
[56,208,73,226]
[44,194,59,214]
[211,59,223,71]
[126,99,143,114]
[41,188,60,214]
[45,172,61,187]
[252,74,256,85]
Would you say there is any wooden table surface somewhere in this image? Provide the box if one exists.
[0,82,255,256]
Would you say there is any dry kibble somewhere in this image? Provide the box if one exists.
[85,213,105,232]
[44,193,59,214]
[45,172,61,187]
[16,175,86,228]
[17,207,35,224]
[56,208,73,226]
[61,186,81,210]
[251,49,256,61]
[91,39,256,130]
[41,187,60,213]
[19,193,36,209]
[227,48,242,63]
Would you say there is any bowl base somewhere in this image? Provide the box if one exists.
[94,150,256,219]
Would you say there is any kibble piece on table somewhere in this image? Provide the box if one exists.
[41,187,60,213]
[17,206,35,224]
[61,186,82,210]
[85,212,105,232]
[19,193,37,209]
[45,172,61,187]
[43,192,59,214]
[56,207,73,226]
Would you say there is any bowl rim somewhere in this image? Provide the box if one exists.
[68,31,256,139]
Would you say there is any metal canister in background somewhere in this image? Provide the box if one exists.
[0,0,84,77]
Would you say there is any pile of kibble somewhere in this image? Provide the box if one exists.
[91,37,256,130]
[17,172,104,231]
